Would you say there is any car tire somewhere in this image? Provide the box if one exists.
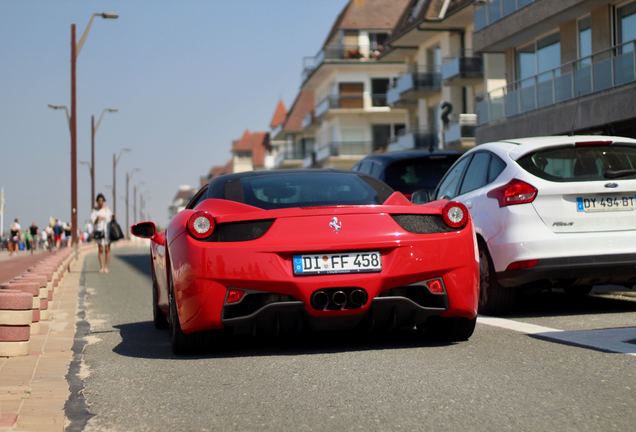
[151,260,169,330]
[168,281,195,355]
[478,242,515,315]
[423,316,477,341]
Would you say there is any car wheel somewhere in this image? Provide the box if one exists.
[423,316,477,341]
[478,242,515,315]
[151,261,168,330]
[168,281,195,355]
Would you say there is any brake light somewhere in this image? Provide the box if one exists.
[225,288,246,304]
[487,179,537,207]
[506,259,539,271]
[575,140,612,147]
[187,211,215,239]
[442,201,469,229]
[425,278,445,295]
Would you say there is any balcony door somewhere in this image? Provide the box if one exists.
[338,82,364,109]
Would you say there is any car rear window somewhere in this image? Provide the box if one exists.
[384,155,460,194]
[517,144,636,182]
[221,172,394,210]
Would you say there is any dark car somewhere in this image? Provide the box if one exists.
[352,150,463,202]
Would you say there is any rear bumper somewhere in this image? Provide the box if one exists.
[222,296,447,335]
[496,253,636,287]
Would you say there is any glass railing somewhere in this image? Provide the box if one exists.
[474,0,535,32]
[315,94,365,117]
[441,52,484,81]
[302,44,386,82]
[477,40,636,125]
[387,67,442,105]
[328,141,372,157]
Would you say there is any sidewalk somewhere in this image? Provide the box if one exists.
[0,250,86,431]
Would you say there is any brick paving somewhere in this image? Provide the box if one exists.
[0,250,84,431]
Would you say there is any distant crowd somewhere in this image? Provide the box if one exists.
[1,217,102,255]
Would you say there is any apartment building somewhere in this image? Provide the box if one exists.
[168,185,197,220]
[199,160,233,187]
[474,0,636,143]
[382,0,483,151]
[231,130,272,173]
[273,90,316,169]
[299,0,411,169]
[269,100,287,167]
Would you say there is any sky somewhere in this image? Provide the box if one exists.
[0,0,348,233]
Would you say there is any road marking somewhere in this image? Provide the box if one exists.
[478,316,636,356]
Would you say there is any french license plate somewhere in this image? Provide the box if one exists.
[293,251,381,275]
[576,195,636,212]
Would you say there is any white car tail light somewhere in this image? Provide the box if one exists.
[487,179,538,207]
[442,201,469,229]
[187,211,215,239]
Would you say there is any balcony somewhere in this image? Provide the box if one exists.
[441,53,483,85]
[474,0,534,32]
[302,44,386,84]
[387,130,439,152]
[477,40,636,126]
[314,93,389,118]
[445,114,477,147]
[387,68,442,106]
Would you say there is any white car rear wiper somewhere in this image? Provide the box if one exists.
[604,169,636,179]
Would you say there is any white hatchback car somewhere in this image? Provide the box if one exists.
[431,135,636,314]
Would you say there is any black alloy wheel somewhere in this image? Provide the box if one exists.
[478,242,515,315]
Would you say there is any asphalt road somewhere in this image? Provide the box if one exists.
[73,246,636,432]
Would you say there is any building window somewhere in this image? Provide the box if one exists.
[427,46,442,71]
[516,32,561,84]
[371,78,390,106]
[578,16,592,65]
[617,2,636,51]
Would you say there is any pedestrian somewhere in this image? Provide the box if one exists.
[91,193,113,273]
[9,218,21,256]
[53,219,63,249]
[29,222,38,254]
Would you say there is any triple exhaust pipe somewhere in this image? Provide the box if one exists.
[311,289,368,310]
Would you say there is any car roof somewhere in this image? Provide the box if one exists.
[359,150,464,164]
[475,135,636,160]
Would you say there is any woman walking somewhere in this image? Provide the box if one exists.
[90,193,113,273]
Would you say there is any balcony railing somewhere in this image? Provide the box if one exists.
[477,40,636,126]
[474,0,535,32]
[315,94,365,117]
[441,52,484,83]
[445,114,477,144]
[302,44,386,82]
[329,141,372,157]
[388,129,439,152]
[387,68,442,105]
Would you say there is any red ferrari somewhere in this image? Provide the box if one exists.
[132,170,478,354]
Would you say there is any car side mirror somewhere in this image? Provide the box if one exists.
[411,189,432,204]
[131,221,157,239]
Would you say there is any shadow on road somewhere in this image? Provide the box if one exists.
[506,289,636,319]
[115,252,152,278]
[111,321,454,360]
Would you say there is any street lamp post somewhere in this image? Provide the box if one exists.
[68,12,118,250]
[91,108,118,209]
[133,181,145,225]
[112,148,131,217]
[80,160,92,211]
[125,169,141,237]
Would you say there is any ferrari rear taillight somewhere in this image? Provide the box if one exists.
[425,278,445,295]
[442,201,469,229]
[225,288,246,304]
[187,211,215,239]
[487,179,537,207]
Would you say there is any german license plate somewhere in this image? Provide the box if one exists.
[576,195,636,212]
[293,251,381,275]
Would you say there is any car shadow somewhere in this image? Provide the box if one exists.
[503,288,636,319]
[111,321,456,360]
[115,252,152,278]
